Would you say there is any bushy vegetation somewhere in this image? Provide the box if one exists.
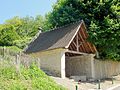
[0,61,66,90]
[0,0,119,61]
[0,16,45,49]
[0,46,22,56]
[46,0,120,61]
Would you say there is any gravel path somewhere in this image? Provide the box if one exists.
[51,75,120,90]
[51,77,77,90]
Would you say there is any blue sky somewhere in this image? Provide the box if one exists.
[0,0,57,24]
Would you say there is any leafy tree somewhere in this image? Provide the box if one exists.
[0,24,21,46]
[0,15,45,48]
[45,0,120,60]
[14,15,45,48]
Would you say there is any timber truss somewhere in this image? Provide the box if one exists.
[66,24,97,57]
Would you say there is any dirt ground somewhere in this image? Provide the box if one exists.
[51,75,120,90]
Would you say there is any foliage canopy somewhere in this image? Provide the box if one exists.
[0,0,120,61]
[0,16,45,48]
[46,0,120,60]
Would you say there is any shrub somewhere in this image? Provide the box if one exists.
[0,61,66,90]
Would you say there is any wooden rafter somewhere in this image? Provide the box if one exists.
[67,50,87,55]
[83,44,88,52]
[69,44,73,50]
[67,23,97,56]
[78,31,87,52]
[81,26,87,39]
[84,42,90,53]
[86,42,94,53]
[76,34,79,52]
[78,30,84,42]
[72,40,77,47]
[79,45,83,52]
[70,42,76,51]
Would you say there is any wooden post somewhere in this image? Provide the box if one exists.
[37,58,40,68]
[76,34,79,52]
[3,46,5,58]
[15,54,20,74]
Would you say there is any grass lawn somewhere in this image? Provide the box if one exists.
[0,61,66,90]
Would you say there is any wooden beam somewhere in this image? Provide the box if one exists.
[80,44,86,52]
[81,27,87,39]
[80,41,88,53]
[78,35,81,45]
[78,31,87,52]
[66,50,88,55]
[82,42,89,53]
[76,34,79,52]
[69,45,73,50]
[65,53,69,57]
[65,23,82,48]
[79,45,83,52]
[78,30,84,42]
[72,40,77,47]
[78,42,85,47]
[69,53,72,57]
[71,42,76,51]
[86,42,94,53]
[78,41,92,53]
[81,25,88,38]
[68,45,71,50]
[93,44,97,53]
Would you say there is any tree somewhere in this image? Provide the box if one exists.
[0,15,45,48]
[0,24,21,46]
[45,0,120,60]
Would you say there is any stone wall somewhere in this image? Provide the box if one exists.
[94,59,120,79]
[65,54,95,79]
[66,56,120,80]
[32,48,66,78]
[31,49,120,80]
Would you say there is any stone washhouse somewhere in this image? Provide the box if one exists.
[25,20,120,81]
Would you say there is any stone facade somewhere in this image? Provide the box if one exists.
[31,49,120,80]
[94,59,120,79]
[32,48,66,78]
[65,54,95,79]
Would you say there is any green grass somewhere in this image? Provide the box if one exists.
[0,61,66,90]
[6,46,22,52]
[0,46,22,56]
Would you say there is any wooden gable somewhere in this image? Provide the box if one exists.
[66,22,97,56]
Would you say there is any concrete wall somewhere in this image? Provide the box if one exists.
[32,48,66,78]
[65,54,95,79]
[94,59,120,79]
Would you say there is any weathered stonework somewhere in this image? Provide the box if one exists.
[31,49,120,80]
[32,48,66,78]
[65,54,95,79]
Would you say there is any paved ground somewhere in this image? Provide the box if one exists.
[112,86,120,90]
[51,76,76,90]
[51,75,120,90]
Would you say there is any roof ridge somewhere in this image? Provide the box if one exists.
[38,20,82,35]
[27,20,82,43]
[48,20,82,32]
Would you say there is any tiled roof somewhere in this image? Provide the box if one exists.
[25,21,82,54]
